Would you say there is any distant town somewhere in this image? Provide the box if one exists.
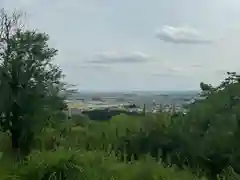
[65,91,199,117]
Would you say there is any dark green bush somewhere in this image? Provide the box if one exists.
[82,109,143,121]
[71,114,91,127]
[9,149,200,180]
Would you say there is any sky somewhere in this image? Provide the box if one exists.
[1,0,240,91]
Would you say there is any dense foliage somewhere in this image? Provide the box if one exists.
[0,9,66,156]
[82,108,143,121]
[1,8,240,180]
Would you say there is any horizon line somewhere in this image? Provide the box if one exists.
[76,89,200,93]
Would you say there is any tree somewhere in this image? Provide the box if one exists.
[173,71,240,177]
[0,9,66,156]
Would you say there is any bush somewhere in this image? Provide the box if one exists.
[71,114,91,127]
[0,132,11,153]
[9,149,201,180]
[56,111,240,179]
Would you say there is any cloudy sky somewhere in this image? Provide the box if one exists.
[1,0,240,91]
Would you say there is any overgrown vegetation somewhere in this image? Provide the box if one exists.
[0,8,240,180]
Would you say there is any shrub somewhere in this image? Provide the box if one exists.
[9,149,201,180]
[71,114,91,127]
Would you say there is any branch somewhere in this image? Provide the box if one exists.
[0,8,25,42]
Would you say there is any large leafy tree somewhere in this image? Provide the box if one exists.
[0,9,66,155]
[172,71,240,177]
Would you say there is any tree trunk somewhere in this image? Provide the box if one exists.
[10,128,21,161]
[11,128,20,147]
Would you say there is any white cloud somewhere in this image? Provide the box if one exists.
[151,68,185,77]
[64,64,111,71]
[87,51,150,64]
[156,25,212,44]
[148,62,208,79]
[191,64,203,68]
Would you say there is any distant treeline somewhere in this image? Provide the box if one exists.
[82,109,144,121]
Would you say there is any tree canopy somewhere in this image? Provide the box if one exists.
[0,9,66,155]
